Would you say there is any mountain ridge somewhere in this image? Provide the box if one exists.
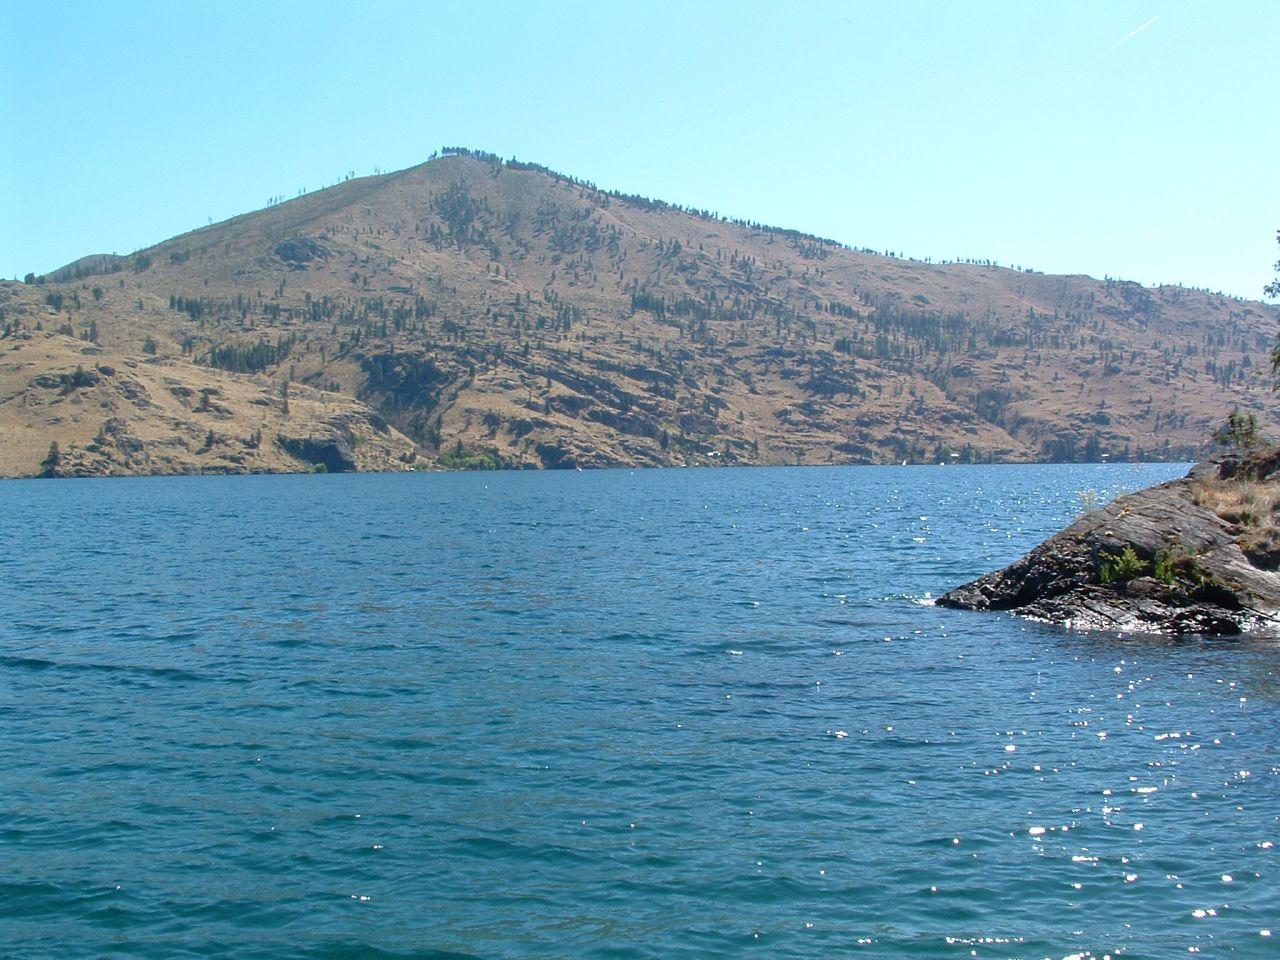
[44,148,1244,300]
[3,148,1278,477]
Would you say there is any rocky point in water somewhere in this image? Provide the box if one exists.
[939,450,1280,635]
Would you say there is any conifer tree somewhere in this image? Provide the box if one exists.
[39,441,60,478]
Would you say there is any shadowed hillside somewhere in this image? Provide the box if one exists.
[3,148,1278,476]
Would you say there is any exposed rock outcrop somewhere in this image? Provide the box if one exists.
[275,422,361,472]
[274,237,328,265]
[939,452,1280,635]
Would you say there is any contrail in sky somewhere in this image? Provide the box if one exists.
[1097,14,1161,59]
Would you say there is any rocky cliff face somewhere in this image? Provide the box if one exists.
[939,452,1280,635]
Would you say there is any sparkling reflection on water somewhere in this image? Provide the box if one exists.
[1,463,1277,958]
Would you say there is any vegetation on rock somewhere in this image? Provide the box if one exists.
[1098,545,1148,584]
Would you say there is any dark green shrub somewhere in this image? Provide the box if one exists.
[1154,544,1195,585]
[437,441,506,471]
[1099,545,1148,584]
[1216,408,1260,451]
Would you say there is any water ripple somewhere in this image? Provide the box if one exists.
[3,464,1277,958]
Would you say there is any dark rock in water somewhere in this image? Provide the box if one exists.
[939,453,1280,636]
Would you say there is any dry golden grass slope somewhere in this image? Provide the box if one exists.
[3,149,1278,477]
[0,326,419,477]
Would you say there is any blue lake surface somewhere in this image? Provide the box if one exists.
[2,463,1278,959]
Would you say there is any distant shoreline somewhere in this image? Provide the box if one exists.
[2,458,1198,482]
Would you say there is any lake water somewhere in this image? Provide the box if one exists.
[2,464,1277,958]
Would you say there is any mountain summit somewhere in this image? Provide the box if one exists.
[2,148,1277,476]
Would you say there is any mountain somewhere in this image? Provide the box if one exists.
[3,147,1278,477]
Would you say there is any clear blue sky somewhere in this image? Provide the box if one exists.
[2,1,1276,297]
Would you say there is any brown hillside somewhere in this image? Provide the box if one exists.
[3,148,1277,476]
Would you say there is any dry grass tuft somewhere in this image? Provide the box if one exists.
[1193,478,1280,569]
[1192,479,1280,528]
